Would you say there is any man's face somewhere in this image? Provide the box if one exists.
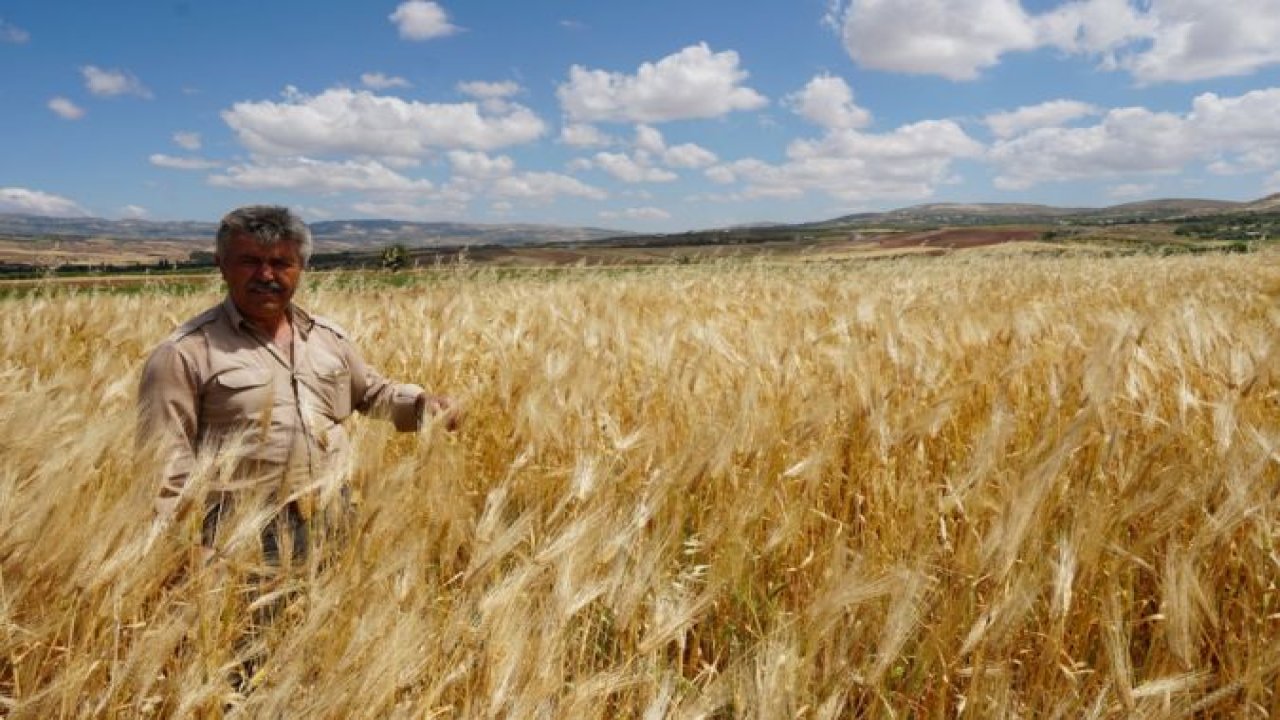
[217,232,304,326]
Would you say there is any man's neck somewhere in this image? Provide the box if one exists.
[255,315,292,346]
[238,306,292,344]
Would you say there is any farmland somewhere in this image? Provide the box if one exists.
[2,251,1279,717]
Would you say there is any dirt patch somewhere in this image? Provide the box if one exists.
[876,228,1043,249]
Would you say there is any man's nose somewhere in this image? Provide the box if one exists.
[252,261,276,280]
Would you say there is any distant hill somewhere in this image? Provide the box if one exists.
[0,214,214,240]
[0,214,629,250]
[4,193,1279,258]
[308,220,629,249]
[812,196,1272,228]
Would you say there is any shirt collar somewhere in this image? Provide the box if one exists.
[221,296,315,339]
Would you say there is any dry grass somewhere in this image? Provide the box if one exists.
[2,253,1280,718]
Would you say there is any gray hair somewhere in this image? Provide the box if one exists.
[215,205,313,264]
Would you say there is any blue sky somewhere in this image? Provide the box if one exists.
[3,0,1280,232]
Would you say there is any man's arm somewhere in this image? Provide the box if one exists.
[137,342,200,518]
[345,343,459,431]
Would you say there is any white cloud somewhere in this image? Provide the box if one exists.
[361,72,412,90]
[663,143,718,169]
[593,152,678,183]
[600,207,672,221]
[150,153,221,170]
[1,18,29,44]
[838,0,1037,81]
[786,74,871,130]
[989,88,1280,189]
[172,131,202,150]
[448,150,516,180]
[48,97,85,120]
[120,204,149,219]
[984,99,1100,139]
[458,80,521,99]
[632,125,717,169]
[1111,0,1280,83]
[209,157,434,193]
[558,43,768,123]
[705,165,737,184]
[716,119,984,202]
[990,107,1198,189]
[390,1,459,40]
[351,200,466,221]
[560,123,615,148]
[490,172,607,201]
[1187,88,1280,147]
[833,0,1280,84]
[1034,0,1154,58]
[295,205,335,221]
[222,87,546,158]
[1108,183,1156,199]
[81,65,152,98]
[0,188,88,216]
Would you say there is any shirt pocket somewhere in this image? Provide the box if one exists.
[206,366,276,426]
[308,351,353,419]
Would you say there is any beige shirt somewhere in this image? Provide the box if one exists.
[138,298,423,512]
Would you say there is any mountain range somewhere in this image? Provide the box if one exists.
[2,194,1279,249]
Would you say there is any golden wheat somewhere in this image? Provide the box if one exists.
[2,253,1279,718]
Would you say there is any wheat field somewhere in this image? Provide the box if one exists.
[2,253,1279,718]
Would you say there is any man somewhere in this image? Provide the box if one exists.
[138,205,457,561]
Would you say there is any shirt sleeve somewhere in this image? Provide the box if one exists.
[137,341,201,516]
[345,342,424,432]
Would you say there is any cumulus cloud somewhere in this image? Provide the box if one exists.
[712,119,983,203]
[593,152,678,183]
[1034,0,1154,58]
[984,99,1100,139]
[361,72,412,90]
[0,188,89,216]
[1108,183,1156,199]
[1099,0,1280,83]
[209,157,434,193]
[458,80,521,99]
[990,107,1194,189]
[988,87,1280,189]
[48,97,85,120]
[150,153,221,170]
[120,205,149,219]
[351,199,466,221]
[560,123,615,148]
[490,172,607,201]
[172,131,202,150]
[831,0,1280,84]
[1,18,29,43]
[81,65,152,98]
[633,125,717,169]
[447,150,516,180]
[600,207,672,221]
[838,0,1037,81]
[786,74,872,130]
[390,1,459,40]
[558,43,768,123]
[222,87,546,158]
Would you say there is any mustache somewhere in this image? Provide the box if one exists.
[247,280,285,293]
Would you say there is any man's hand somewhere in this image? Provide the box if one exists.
[417,393,464,432]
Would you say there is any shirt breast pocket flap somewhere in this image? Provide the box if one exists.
[217,367,272,390]
[311,356,353,418]
[210,367,275,420]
